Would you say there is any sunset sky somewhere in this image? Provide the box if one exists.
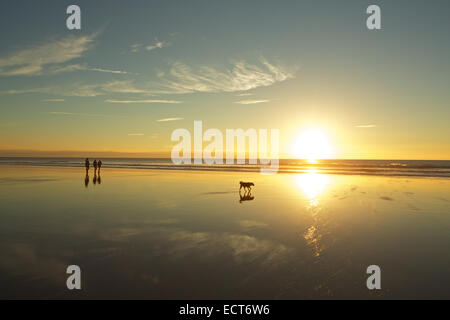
[0,0,449,159]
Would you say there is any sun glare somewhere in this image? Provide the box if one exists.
[292,128,333,163]
[295,169,330,202]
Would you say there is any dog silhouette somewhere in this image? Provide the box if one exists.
[239,181,254,191]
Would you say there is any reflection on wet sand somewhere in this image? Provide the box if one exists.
[296,170,330,258]
[295,169,329,205]
[1,166,450,299]
[85,171,102,187]
[239,190,254,203]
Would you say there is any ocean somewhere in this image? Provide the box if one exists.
[0,157,449,177]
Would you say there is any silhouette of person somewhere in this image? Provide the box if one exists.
[98,160,102,172]
[84,172,89,187]
[93,159,98,174]
[85,158,90,173]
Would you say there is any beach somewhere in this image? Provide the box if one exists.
[0,164,449,299]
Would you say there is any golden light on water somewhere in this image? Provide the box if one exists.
[291,128,333,163]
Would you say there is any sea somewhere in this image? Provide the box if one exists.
[1,157,449,177]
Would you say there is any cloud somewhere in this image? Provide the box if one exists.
[131,38,169,53]
[39,63,128,75]
[128,133,145,136]
[2,81,145,97]
[156,117,184,122]
[101,80,149,94]
[355,124,376,128]
[105,99,182,104]
[0,34,130,76]
[48,112,74,115]
[0,35,95,76]
[0,57,293,97]
[41,98,65,102]
[81,66,128,74]
[146,39,169,51]
[48,111,124,118]
[235,99,269,105]
[237,92,253,96]
[151,57,293,94]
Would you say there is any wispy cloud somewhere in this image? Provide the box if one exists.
[1,57,292,97]
[105,99,182,104]
[237,92,253,96]
[355,124,377,128]
[42,98,65,102]
[2,81,145,97]
[101,80,149,94]
[146,39,169,51]
[0,35,95,76]
[156,117,184,122]
[235,99,269,105]
[0,34,130,76]
[128,133,145,136]
[44,63,129,75]
[81,66,128,74]
[151,57,293,94]
[49,112,74,115]
[48,111,123,118]
[131,38,169,53]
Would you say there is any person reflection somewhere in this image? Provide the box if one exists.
[97,172,102,185]
[84,172,89,187]
[93,170,97,185]
[239,190,254,203]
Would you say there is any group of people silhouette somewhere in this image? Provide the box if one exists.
[84,158,102,187]
[85,158,102,173]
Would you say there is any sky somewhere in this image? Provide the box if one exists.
[0,0,449,159]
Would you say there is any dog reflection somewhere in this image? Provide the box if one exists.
[239,190,254,203]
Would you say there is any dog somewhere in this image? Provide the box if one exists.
[239,181,254,191]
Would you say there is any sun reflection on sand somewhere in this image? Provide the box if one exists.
[295,169,329,205]
[295,170,330,258]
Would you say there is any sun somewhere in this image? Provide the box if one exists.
[292,128,333,163]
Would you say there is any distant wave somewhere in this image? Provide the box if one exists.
[0,157,449,178]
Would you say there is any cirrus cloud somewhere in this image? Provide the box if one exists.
[105,99,182,104]
[0,35,94,76]
[156,117,184,122]
[235,99,269,105]
[151,57,294,94]
[0,34,129,76]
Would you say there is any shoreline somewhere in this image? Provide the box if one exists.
[1,163,449,179]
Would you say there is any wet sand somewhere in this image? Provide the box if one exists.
[0,165,449,299]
